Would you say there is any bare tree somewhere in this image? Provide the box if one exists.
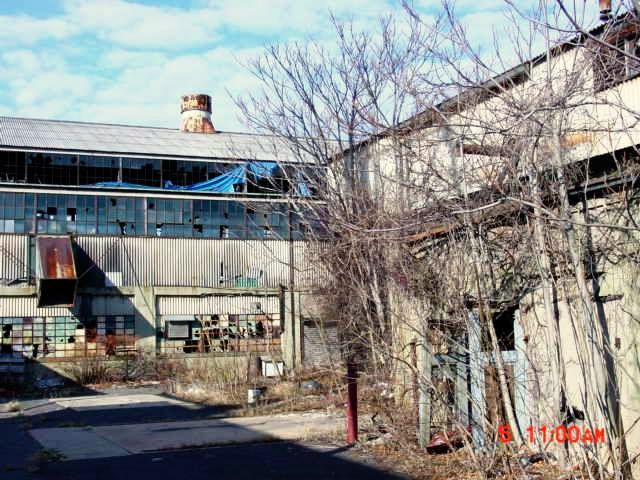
[237,2,640,478]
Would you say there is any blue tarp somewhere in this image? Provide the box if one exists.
[295,174,312,197]
[85,181,157,189]
[164,165,246,193]
[246,161,280,179]
[85,161,312,196]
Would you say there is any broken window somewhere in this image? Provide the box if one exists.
[162,160,208,187]
[0,315,134,358]
[122,157,161,187]
[79,155,119,185]
[66,208,77,222]
[0,150,26,183]
[592,24,640,92]
[27,153,78,185]
[0,191,300,239]
[482,306,516,352]
[160,313,281,355]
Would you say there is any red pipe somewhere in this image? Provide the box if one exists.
[346,362,358,444]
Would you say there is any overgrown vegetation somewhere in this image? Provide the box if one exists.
[237,1,640,478]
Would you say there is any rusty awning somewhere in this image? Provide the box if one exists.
[35,235,78,308]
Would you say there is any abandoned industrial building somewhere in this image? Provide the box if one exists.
[1,3,639,477]
[0,94,332,378]
[346,11,640,475]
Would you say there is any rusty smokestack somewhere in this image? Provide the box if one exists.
[180,93,216,133]
[599,0,612,20]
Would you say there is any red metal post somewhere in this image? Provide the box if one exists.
[346,362,358,444]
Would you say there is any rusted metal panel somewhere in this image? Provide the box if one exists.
[180,94,216,134]
[157,294,280,316]
[36,236,76,280]
[35,236,78,307]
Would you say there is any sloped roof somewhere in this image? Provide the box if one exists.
[0,116,310,163]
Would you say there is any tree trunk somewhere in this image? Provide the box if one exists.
[530,153,568,463]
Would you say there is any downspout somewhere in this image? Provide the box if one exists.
[288,201,297,369]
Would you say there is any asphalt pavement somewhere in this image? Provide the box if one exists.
[0,385,407,480]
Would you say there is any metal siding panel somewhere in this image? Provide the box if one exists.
[0,235,28,285]
[0,235,315,290]
[0,295,80,316]
[294,240,321,288]
[0,294,133,316]
[0,117,312,163]
[157,295,279,316]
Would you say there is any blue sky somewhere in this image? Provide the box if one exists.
[0,1,599,132]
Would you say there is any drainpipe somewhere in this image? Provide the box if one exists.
[288,203,296,369]
[346,361,358,444]
[418,326,431,449]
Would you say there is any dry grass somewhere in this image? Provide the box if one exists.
[171,356,249,406]
[345,372,583,480]
[26,449,65,473]
[64,357,115,385]
[62,352,181,387]
[355,442,585,480]
[169,362,346,417]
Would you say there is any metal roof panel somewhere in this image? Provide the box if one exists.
[0,116,313,163]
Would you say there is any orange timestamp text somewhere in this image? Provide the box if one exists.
[498,425,605,444]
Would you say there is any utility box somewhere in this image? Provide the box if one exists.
[35,236,78,308]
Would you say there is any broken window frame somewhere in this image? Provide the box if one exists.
[592,24,640,93]
[0,315,135,359]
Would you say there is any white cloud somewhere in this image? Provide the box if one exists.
[3,0,585,132]
[0,46,96,128]
[0,14,74,46]
[63,0,221,49]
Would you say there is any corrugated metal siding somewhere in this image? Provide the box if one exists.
[0,296,77,316]
[294,241,326,288]
[0,234,321,289]
[157,295,280,315]
[74,236,305,288]
[0,295,133,317]
[0,235,27,284]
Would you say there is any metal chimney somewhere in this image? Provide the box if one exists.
[180,94,216,133]
[599,0,612,20]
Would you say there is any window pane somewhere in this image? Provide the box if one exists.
[79,156,119,185]
[122,158,161,187]
[27,153,77,186]
[0,150,26,183]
